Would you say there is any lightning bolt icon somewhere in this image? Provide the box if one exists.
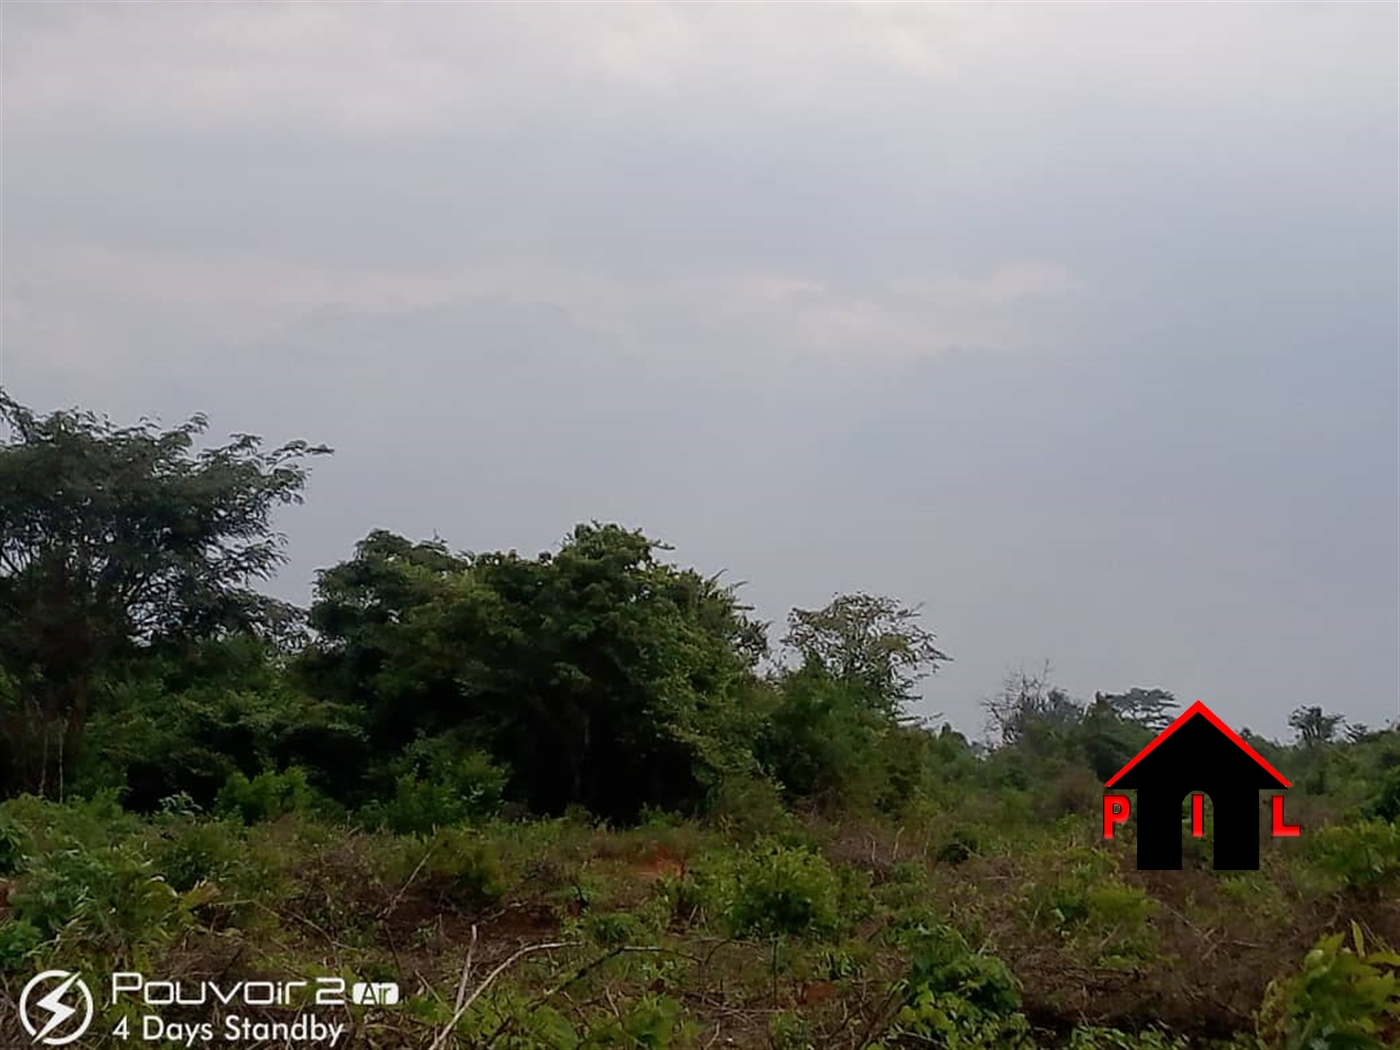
[33,973,80,1042]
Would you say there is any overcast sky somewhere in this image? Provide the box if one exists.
[3,2,1396,740]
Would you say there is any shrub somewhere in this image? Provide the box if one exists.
[414,827,508,907]
[578,993,695,1048]
[1022,846,1119,935]
[360,740,508,835]
[873,923,1032,1050]
[9,845,195,951]
[584,910,651,949]
[150,818,250,893]
[1257,922,1400,1050]
[769,1009,820,1050]
[724,841,842,939]
[1362,766,1400,824]
[214,767,327,825]
[1084,881,1158,965]
[707,773,793,840]
[0,791,141,854]
[1218,873,1290,926]
[0,918,44,973]
[1307,820,1400,895]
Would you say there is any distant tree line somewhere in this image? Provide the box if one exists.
[3,393,1396,828]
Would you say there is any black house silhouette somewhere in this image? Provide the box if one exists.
[1106,701,1291,870]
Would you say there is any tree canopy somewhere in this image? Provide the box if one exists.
[0,391,330,795]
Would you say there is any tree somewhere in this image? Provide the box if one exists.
[1289,705,1345,749]
[1093,688,1179,734]
[782,593,950,720]
[981,663,1082,749]
[304,523,770,819]
[0,392,330,796]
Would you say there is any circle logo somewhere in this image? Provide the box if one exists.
[18,971,94,1046]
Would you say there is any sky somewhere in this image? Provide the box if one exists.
[2,1,1396,740]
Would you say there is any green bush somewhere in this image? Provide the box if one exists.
[414,826,508,907]
[0,918,44,973]
[359,740,509,834]
[1307,820,1400,894]
[1218,873,1290,926]
[1084,881,1158,965]
[9,845,195,951]
[768,1008,820,1050]
[873,923,1031,1050]
[578,993,696,1048]
[214,767,327,825]
[1022,845,1120,935]
[1362,766,1400,824]
[0,791,141,854]
[584,910,651,949]
[724,841,842,939]
[150,817,251,893]
[1257,922,1400,1050]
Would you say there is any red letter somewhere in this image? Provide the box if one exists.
[1192,794,1205,837]
[1271,795,1301,837]
[1103,794,1130,838]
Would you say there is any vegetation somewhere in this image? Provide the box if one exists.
[2,394,1397,1049]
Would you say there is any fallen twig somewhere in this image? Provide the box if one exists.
[453,924,479,1014]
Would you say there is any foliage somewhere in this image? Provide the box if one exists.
[1094,688,1181,733]
[148,816,253,893]
[982,664,1083,751]
[1257,922,1400,1050]
[0,392,329,796]
[7,392,1400,1049]
[1067,1028,1189,1050]
[872,923,1031,1050]
[411,825,508,907]
[302,524,768,820]
[0,817,22,874]
[1361,765,1400,824]
[781,592,950,719]
[1307,819,1400,895]
[1290,706,1346,749]
[0,917,44,972]
[8,844,208,954]
[214,766,329,824]
[359,735,509,834]
[716,841,842,939]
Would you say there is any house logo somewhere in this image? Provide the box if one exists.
[1102,701,1301,870]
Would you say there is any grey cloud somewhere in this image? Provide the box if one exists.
[2,1,1395,736]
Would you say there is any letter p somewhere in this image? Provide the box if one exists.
[1103,794,1131,839]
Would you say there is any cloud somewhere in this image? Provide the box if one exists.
[1,1,1395,734]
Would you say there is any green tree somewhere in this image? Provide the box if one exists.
[1093,688,1179,734]
[304,523,769,819]
[0,392,329,797]
[1290,705,1345,749]
[782,593,949,720]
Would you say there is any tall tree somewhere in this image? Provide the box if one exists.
[0,392,329,796]
[1289,705,1345,749]
[782,593,950,720]
[1093,688,1179,734]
